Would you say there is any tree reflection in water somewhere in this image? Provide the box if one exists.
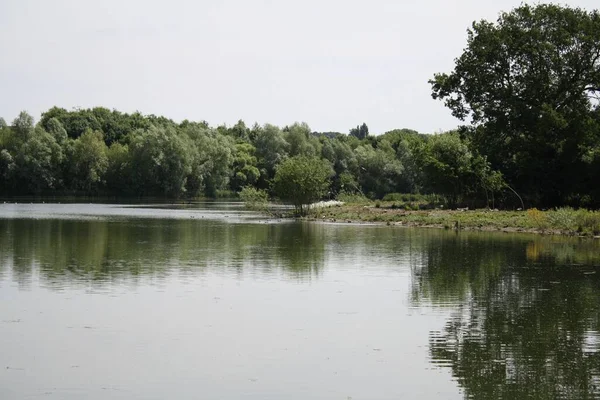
[412,233,600,399]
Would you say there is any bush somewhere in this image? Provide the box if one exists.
[239,186,269,211]
[336,191,370,204]
[547,207,577,230]
[576,210,600,235]
[526,208,549,230]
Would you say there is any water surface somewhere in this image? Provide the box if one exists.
[1,203,599,399]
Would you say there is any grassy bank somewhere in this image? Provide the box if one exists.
[307,201,600,237]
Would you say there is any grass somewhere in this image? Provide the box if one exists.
[308,200,600,237]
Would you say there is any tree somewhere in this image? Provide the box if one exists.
[45,117,68,145]
[430,4,600,207]
[272,156,333,215]
[127,126,192,197]
[284,122,320,157]
[254,124,289,185]
[418,132,504,207]
[230,143,260,191]
[15,126,63,193]
[354,142,404,199]
[69,130,109,193]
[0,149,16,190]
[12,111,35,137]
[349,122,369,140]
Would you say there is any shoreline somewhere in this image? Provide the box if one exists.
[300,204,600,239]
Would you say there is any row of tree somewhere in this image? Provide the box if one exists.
[0,107,510,207]
[1,4,599,208]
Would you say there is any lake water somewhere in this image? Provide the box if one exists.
[1,202,599,399]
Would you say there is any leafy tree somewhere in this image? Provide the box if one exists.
[127,126,192,197]
[0,118,7,129]
[69,130,109,192]
[45,117,68,145]
[284,122,320,157]
[228,120,250,142]
[12,111,35,137]
[419,132,503,207]
[230,143,260,191]
[15,126,63,193]
[349,122,369,139]
[196,134,235,197]
[254,124,289,185]
[105,142,130,194]
[430,4,600,206]
[354,142,404,199]
[272,156,333,215]
[0,149,16,190]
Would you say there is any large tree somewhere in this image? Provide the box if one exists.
[430,4,600,207]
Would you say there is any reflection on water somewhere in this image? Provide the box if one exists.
[0,217,326,289]
[412,232,600,399]
[1,204,600,399]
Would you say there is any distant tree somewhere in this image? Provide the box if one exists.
[284,122,322,157]
[15,126,63,193]
[127,126,192,197]
[272,156,333,215]
[0,118,7,129]
[0,149,16,190]
[105,142,130,194]
[254,124,289,185]
[45,117,68,144]
[229,120,249,142]
[12,111,35,137]
[69,130,109,192]
[418,132,504,207]
[349,123,369,140]
[230,143,260,191]
[354,142,404,198]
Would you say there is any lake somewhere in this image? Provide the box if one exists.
[1,202,599,399]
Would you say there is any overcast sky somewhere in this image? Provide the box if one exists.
[1,0,597,134]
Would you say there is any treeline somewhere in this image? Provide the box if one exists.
[0,102,599,208]
[0,107,513,207]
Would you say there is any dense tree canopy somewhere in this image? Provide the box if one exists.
[0,107,516,208]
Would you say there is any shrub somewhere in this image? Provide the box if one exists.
[547,207,577,231]
[576,210,600,235]
[526,208,549,230]
[239,186,269,211]
[337,191,370,204]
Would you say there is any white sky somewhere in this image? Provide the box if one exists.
[1,0,597,134]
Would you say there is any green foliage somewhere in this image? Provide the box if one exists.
[349,122,369,140]
[431,4,600,207]
[12,111,35,137]
[127,126,192,197]
[69,130,109,192]
[418,132,504,207]
[15,126,63,194]
[105,142,130,194]
[355,142,404,198]
[254,124,289,185]
[230,143,260,191]
[272,156,333,215]
[284,122,320,157]
[336,191,370,204]
[239,186,269,211]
